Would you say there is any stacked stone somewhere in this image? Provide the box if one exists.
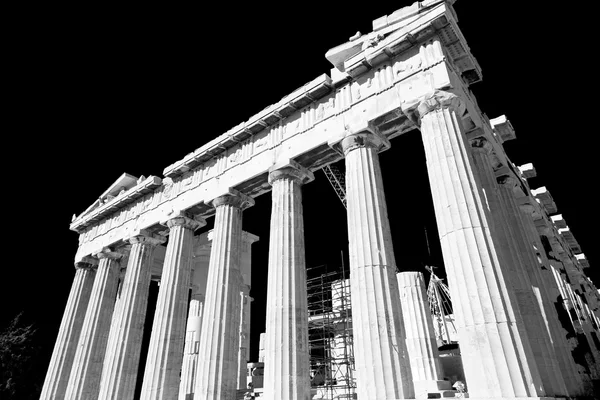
[140,213,204,400]
[406,91,547,398]
[98,233,164,400]
[337,131,414,400]
[40,260,96,400]
[194,190,253,400]
[65,248,122,400]
[178,294,204,400]
[397,271,450,398]
[262,161,313,400]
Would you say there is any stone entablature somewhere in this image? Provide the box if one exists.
[70,1,482,263]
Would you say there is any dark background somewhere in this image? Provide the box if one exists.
[3,1,596,397]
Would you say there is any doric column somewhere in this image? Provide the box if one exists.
[194,189,254,400]
[65,248,122,400]
[40,259,96,400]
[178,292,204,400]
[334,131,414,400]
[397,271,448,398]
[407,90,545,398]
[518,204,587,395]
[468,137,566,397]
[238,285,253,389]
[498,174,579,396]
[98,232,165,400]
[262,160,313,400]
[140,212,205,400]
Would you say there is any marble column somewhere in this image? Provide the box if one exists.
[40,259,96,400]
[238,285,252,389]
[336,131,414,400]
[65,248,122,400]
[140,212,205,400]
[179,293,204,400]
[498,174,579,396]
[468,137,565,397]
[263,160,313,400]
[408,90,544,398]
[520,206,587,395]
[194,190,254,400]
[98,232,165,400]
[397,271,448,398]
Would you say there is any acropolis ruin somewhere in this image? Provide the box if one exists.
[41,1,600,399]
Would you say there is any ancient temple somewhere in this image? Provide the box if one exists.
[41,1,600,399]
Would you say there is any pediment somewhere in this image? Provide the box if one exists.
[73,173,139,222]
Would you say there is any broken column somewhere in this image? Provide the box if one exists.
[237,286,252,389]
[178,292,204,400]
[397,271,450,398]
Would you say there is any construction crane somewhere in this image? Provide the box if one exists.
[425,265,457,345]
[323,164,347,209]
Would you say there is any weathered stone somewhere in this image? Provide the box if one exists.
[139,213,205,400]
[98,233,164,400]
[334,130,414,400]
[178,294,204,400]
[412,90,546,398]
[397,271,449,398]
[194,189,254,400]
[40,262,96,400]
[65,249,122,400]
[262,160,313,400]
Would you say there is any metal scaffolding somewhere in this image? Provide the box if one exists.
[307,263,356,399]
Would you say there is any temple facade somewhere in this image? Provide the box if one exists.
[41,1,600,399]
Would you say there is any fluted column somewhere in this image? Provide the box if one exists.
[263,160,313,400]
[178,293,204,400]
[407,90,544,398]
[40,259,96,400]
[336,131,414,400]
[498,174,579,396]
[468,137,565,397]
[98,232,165,400]
[238,286,253,389]
[397,271,447,398]
[65,248,122,400]
[140,212,205,400]
[194,189,254,400]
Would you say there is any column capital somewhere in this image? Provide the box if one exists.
[75,256,98,270]
[128,232,166,247]
[162,211,206,231]
[338,130,390,156]
[268,159,314,186]
[95,247,123,261]
[402,90,466,125]
[209,188,255,210]
[417,90,465,119]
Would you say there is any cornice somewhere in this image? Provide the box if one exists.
[162,75,334,179]
[70,176,162,232]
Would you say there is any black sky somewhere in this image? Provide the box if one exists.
[4,0,597,390]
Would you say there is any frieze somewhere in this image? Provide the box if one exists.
[74,36,469,262]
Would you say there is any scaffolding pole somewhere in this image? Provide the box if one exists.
[307,263,356,399]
